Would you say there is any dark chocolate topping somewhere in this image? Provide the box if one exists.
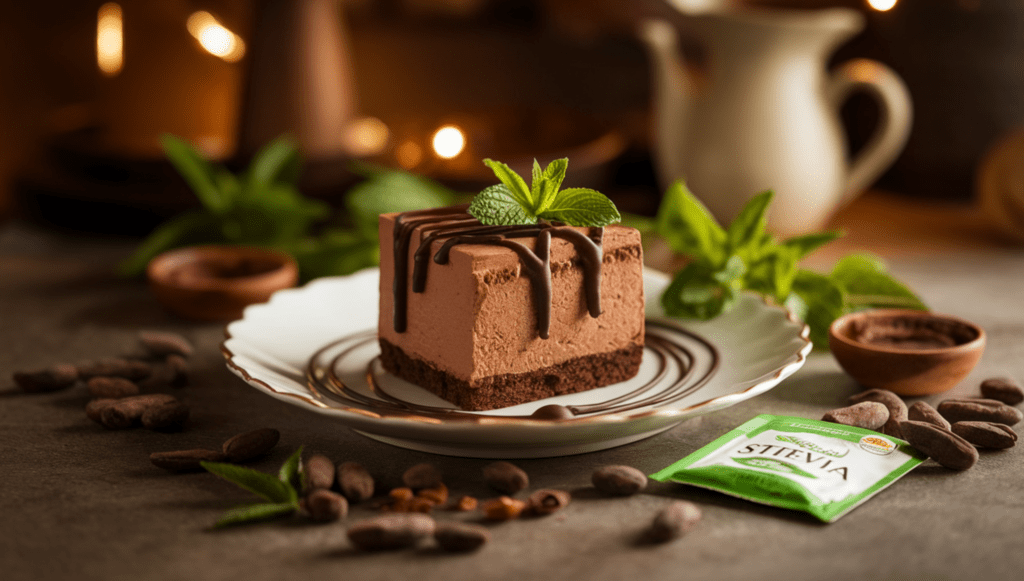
[391,206,604,339]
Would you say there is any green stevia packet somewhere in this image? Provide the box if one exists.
[651,414,927,523]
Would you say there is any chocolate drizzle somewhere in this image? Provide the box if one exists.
[392,206,604,339]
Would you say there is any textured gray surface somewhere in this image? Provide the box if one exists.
[2,223,1023,581]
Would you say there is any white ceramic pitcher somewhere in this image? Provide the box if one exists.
[641,6,912,236]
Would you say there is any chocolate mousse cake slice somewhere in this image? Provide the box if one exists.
[378,206,644,411]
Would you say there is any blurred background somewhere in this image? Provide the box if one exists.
[2,0,1023,244]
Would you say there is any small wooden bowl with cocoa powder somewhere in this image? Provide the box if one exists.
[147,245,298,321]
[829,309,986,396]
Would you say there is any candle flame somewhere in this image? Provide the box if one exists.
[96,3,123,77]
[187,11,245,63]
[432,125,466,159]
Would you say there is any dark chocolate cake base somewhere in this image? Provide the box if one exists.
[379,338,644,411]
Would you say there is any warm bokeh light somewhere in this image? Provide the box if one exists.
[431,125,466,159]
[187,11,245,63]
[396,140,423,169]
[343,117,390,156]
[96,3,123,77]
[867,0,898,11]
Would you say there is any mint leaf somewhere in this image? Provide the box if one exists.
[831,254,927,310]
[278,446,303,498]
[245,136,301,192]
[539,187,621,227]
[213,502,297,528]
[534,158,568,215]
[468,184,536,225]
[201,461,296,504]
[345,168,456,238]
[161,134,230,214]
[789,269,846,348]
[780,230,845,260]
[727,191,772,252]
[483,159,534,211]
[661,262,738,320]
[655,181,728,268]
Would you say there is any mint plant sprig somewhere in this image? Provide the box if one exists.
[653,181,927,348]
[200,447,304,528]
[467,158,621,227]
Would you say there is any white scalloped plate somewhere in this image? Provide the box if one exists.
[222,268,810,458]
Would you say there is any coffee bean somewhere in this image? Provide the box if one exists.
[649,501,702,542]
[937,398,1023,426]
[99,394,178,429]
[138,331,194,358]
[822,402,889,430]
[434,522,490,552]
[337,461,375,503]
[592,465,648,496]
[483,461,529,495]
[305,489,348,522]
[78,358,151,381]
[347,514,436,551]
[481,496,528,521]
[907,401,951,430]
[150,449,225,472]
[141,401,190,431]
[951,421,1018,449]
[900,420,979,471]
[303,455,336,493]
[86,399,117,424]
[13,364,79,393]
[402,463,442,490]
[849,389,908,439]
[87,377,139,399]
[222,428,280,462]
[528,489,571,516]
[980,378,1024,406]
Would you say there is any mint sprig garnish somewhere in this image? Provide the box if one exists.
[652,181,927,348]
[201,447,303,527]
[467,158,621,227]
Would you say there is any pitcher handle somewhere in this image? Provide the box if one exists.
[828,58,913,205]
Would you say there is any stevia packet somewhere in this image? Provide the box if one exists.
[651,414,927,522]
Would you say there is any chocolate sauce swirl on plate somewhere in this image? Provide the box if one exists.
[392,206,604,339]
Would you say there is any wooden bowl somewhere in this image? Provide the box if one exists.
[829,309,985,396]
[147,245,298,322]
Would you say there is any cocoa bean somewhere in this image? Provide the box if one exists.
[140,401,190,431]
[907,401,951,430]
[481,496,528,521]
[337,461,375,502]
[222,428,280,462]
[13,364,78,393]
[305,489,348,522]
[408,497,434,513]
[849,388,908,439]
[389,487,414,503]
[99,394,178,429]
[303,454,335,493]
[347,514,436,551]
[482,461,529,495]
[649,501,702,543]
[434,522,490,552]
[822,402,889,430]
[937,398,1023,426]
[86,377,139,399]
[402,463,442,490]
[980,378,1024,406]
[450,496,478,511]
[166,355,189,388]
[150,449,225,472]
[417,484,449,506]
[899,420,979,471]
[528,489,571,516]
[85,399,117,424]
[78,358,151,381]
[138,331,194,358]
[951,421,1018,449]
[592,465,648,496]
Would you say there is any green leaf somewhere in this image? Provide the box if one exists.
[727,190,773,253]
[619,212,656,235]
[539,188,621,227]
[713,254,747,286]
[117,210,221,277]
[661,262,738,320]
[278,447,303,497]
[213,502,297,528]
[201,461,296,504]
[654,181,728,267]
[345,170,457,237]
[533,158,567,215]
[780,230,845,260]
[160,134,230,213]
[483,159,534,211]
[831,254,927,311]
[467,184,536,225]
[789,269,846,349]
[245,136,301,191]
